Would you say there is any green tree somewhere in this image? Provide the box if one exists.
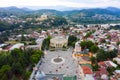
[96,49,107,61]
[107,67,115,75]
[80,40,94,50]
[12,62,23,75]
[107,50,117,59]
[80,41,87,49]
[90,45,99,53]
[0,48,44,79]
[12,75,18,80]
[41,36,51,50]
[21,34,26,41]
[92,63,99,71]
[117,42,120,46]
[0,65,11,80]
[86,41,94,49]
[31,50,44,64]
[23,71,31,80]
[11,49,21,58]
[90,56,96,64]
[68,35,77,47]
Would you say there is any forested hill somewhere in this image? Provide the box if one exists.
[0,6,120,17]
[0,6,120,30]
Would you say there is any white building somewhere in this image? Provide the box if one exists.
[10,43,24,50]
[113,57,120,65]
[50,37,68,48]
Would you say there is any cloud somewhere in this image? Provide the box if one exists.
[59,0,120,7]
[0,0,120,8]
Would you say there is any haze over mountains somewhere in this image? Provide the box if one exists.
[0,6,120,13]
[0,6,120,17]
[1,6,120,24]
[1,6,120,11]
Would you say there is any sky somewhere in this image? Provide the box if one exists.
[0,0,120,8]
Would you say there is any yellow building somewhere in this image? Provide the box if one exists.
[36,14,48,21]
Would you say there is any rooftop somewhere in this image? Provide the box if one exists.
[81,66,93,74]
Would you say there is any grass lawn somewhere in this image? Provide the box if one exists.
[5,40,19,44]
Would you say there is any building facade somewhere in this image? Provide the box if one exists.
[50,37,68,48]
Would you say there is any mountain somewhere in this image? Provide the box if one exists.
[0,6,33,17]
[33,9,63,16]
[26,6,84,11]
[62,7,120,24]
[0,6,31,11]
[106,7,120,13]
[67,8,118,17]
[0,6,120,24]
[21,7,32,11]
[0,6,120,16]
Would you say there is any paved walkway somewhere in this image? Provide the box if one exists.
[39,49,82,80]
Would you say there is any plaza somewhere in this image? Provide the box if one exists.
[39,49,82,80]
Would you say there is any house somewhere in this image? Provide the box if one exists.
[113,57,120,65]
[26,45,41,50]
[98,61,107,68]
[94,68,108,80]
[105,61,118,68]
[110,70,120,80]
[98,61,117,68]
[74,42,81,52]
[81,66,94,80]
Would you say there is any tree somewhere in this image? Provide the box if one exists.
[0,48,44,79]
[12,62,23,75]
[12,75,18,80]
[68,35,77,47]
[117,42,120,46]
[80,41,87,49]
[23,71,31,80]
[31,54,39,64]
[31,50,44,64]
[90,45,99,53]
[0,65,12,80]
[96,49,107,61]
[21,34,26,41]
[41,36,51,50]
[80,40,94,50]
[90,56,96,64]
[107,50,117,59]
[92,63,99,71]
[107,67,115,75]
[11,49,21,60]
[85,30,95,38]
[86,41,94,49]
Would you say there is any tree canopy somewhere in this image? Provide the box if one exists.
[0,49,44,80]
[68,35,78,48]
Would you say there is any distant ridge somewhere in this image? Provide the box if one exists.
[0,6,120,23]
[0,6,120,12]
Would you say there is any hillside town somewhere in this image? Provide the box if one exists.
[1,20,120,80]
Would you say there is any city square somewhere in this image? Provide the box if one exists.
[39,49,82,80]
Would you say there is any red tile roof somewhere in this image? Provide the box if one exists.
[4,45,12,50]
[94,68,108,78]
[98,68,108,75]
[81,66,93,74]
[98,62,107,68]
